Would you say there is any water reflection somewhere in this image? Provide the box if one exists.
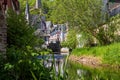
[67,61,120,80]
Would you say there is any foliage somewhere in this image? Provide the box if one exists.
[46,0,104,26]
[4,10,50,80]
[30,8,42,15]
[1,1,69,80]
[96,14,120,45]
[45,0,120,46]
[78,33,98,47]
[19,0,45,15]
[41,0,51,14]
[44,0,68,23]
[19,0,36,9]
[72,42,120,65]
[61,29,77,49]
[7,10,43,49]
[61,41,68,48]
[0,46,68,80]
[0,46,52,80]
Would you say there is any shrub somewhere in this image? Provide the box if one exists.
[3,10,53,80]
[0,46,52,80]
[7,10,43,49]
[61,29,77,49]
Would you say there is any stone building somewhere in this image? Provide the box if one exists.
[0,10,6,54]
[25,0,51,45]
[0,0,19,54]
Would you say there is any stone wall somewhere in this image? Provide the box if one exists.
[0,11,7,54]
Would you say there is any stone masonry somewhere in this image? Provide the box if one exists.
[0,10,7,54]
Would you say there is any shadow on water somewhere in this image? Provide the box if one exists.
[67,61,120,80]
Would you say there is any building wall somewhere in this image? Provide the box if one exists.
[0,11,7,54]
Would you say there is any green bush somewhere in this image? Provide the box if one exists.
[61,29,77,49]
[7,10,43,49]
[2,10,52,80]
[2,10,67,80]
[1,46,52,80]
[1,46,68,80]
[61,41,68,47]
[72,43,120,65]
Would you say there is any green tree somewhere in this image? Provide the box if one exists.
[19,0,36,8]
[96,14,120,45]
[61,29,77,49]
[45,0,119,45]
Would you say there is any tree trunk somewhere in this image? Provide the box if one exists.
[36,0,41,8]
[0,8,7,55]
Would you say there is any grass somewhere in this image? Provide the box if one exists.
[72,42,120,65]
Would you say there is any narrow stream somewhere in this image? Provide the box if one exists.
[67,61,120,80]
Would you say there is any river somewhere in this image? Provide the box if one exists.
[66,61,120,80]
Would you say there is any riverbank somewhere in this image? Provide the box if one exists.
[69,55,102,68]
[67,59,120,80]
[69,55,120,70]
[69,42,120,69]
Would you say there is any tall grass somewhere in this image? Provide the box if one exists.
[72,42,120,64]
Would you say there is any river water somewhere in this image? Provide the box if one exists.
[67,61,120,80]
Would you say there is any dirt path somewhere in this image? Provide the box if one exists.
[69,55,103,68]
